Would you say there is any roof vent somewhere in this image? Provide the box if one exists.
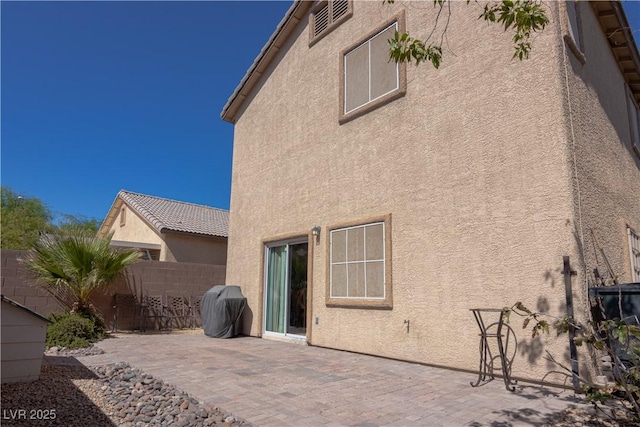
[314,4,329,37]
[332,0,348,21]
[310,1,352,44]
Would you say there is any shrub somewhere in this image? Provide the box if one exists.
[46,312,105,349]
[507,302,640,422]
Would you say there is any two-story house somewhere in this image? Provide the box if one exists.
[221,0,640,383]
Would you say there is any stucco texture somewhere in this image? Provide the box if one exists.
[225,1,639,384]
[108,206,164,248]
[561,1,640,285]
[162,233,227,265]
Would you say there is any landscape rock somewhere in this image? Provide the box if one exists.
[1,360,250,426]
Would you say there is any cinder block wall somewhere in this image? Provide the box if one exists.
[1,250,226,330]
[1,250,62,315]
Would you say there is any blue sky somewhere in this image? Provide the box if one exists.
[2,1,639,223]
[1,0,291,222]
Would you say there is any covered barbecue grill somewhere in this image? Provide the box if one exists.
[201,285,247,338]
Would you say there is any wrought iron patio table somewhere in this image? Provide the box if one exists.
[470,308,518,391]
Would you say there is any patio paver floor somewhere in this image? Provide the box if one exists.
[72,332,586,426]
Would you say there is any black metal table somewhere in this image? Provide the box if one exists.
[470,308,517,391]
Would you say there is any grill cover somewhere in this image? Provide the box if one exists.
[201,285,247,338]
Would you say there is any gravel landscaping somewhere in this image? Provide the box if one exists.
[1,348,251,427]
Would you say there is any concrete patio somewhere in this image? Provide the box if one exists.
[73,331,586,426]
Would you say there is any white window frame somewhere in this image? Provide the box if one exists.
[330,222,385,300]
[629,227,640,282]
[343,22,399,115]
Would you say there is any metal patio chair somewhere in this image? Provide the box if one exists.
[142,294,167,330]
[112,293,143,332]
[165,293,190,329]
[188,294,204,329]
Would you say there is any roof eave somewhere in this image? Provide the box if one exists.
[221,0,312,124]
[98,193,125,238]
[591,1,640,104]
[160,228,229,239]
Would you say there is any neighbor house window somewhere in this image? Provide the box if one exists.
[339,12,406,123]
[140,248,160,261]
[327,215,392,308]
[309,0,352,46]
[120,207,126,227]
[629,227,640,282]
[627,86,640,157]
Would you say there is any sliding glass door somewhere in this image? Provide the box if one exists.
[264,240,308,338]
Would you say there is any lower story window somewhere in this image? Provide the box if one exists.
[327,215,392,308]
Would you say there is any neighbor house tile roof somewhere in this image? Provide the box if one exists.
[118,190,229,238]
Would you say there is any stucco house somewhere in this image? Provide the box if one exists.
[221,0,640,384]
[99,190,229,265]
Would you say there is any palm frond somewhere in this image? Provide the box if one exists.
[21,227,141,312]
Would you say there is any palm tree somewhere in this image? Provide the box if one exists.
[22,227,141,316]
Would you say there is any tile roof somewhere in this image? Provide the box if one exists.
[221,1,310,123]
[119,190,229,238]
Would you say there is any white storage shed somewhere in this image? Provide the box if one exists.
[1,295,51,383]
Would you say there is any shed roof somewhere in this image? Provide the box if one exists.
[0,295,51,323]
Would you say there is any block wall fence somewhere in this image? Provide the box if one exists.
[1,250,226,330]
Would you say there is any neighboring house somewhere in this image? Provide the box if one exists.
[1,295,50,383]
[221,1,640,383]
[99,190,229,265]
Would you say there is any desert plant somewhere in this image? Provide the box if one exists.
[45,312,105,349]
[22,227,141,318]
[506,301,640,421]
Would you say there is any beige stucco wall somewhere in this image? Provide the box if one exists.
[225,1,637,383]
[107,204,227,265]
[561,1,640,288]
[1,301,48,383]
[108,205,165,248]
[162,233,228,265]
[555,1,640,379]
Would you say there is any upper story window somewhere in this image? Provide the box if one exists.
[339,12,407,123]
[566,1,581,50]
[564,0,584,62]
[309,0,352,46]
[627,86,640,157]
